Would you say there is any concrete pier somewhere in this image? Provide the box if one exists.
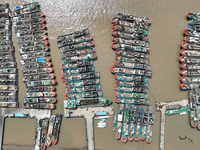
[64,106,113,150]
[0,108,51,150]
[156,99,188,150]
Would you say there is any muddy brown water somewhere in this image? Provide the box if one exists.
[1,0,200,149]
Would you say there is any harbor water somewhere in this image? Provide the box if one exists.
[1,0,200,149]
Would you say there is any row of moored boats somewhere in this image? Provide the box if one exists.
[39,114,62,150]
[11,2,56,109]
[113,104,154,143]
[0,4,18,108]
[56,29,112,109]
[180,13,200,131]
[110,13,152,105]
[180,13,200,90]
[110,13,154,144]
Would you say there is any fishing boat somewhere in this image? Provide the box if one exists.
[180,49,200,57]
[56,29,90,42]
[0,3,9,9]
[20,56,50,65]
[181,76,200,83]
[116,91,148,99]
[26,91,56,97]
[184,36,200,43]
[116,13,151,24]
[22,67,53,76]
[180,82,200,90]
[62,65,95,75]
[51,114,62,145]
[182,41,200,50]
[180,56,200,63]
[115,104,124,139]
[60,59,93,68]
[0,96,17,102]
[111,31,149,41]
[140,108,148,141]
[0,35,11,41]
[57,34,92,48]
[0,56,14,63]
[66,85,101,93]
[22,73,54,82]
[112,24,148,35]
[110,66,152,77]
[191,90,200,104]
[187,12,200,20]
[116,80,149,88]
[40,119,49,150]
[16,29,47,37]
[14,24,46,33]
[187,24,200,31]
[115,84,148,93]
[111,18,149,30]
[114,60,151,70]
[180,63,200,70]
[21,51,49,59]
[26,85,55,92]
[64,78,100,87]
[0,80,17,85]
[24,102,55,109]
[0,51,13,57]
[45,114,56,146]
[59,41,94,52]
[146,107,154,144]
[19,45,49,54]
[60,53,96,64]
[21,62,52,70]
[0,62,16,68]
[0,73,17,80]
[11,5,40,17]
[17,34,47,44]
[0,101,18,108]
[24,97,56,104]
[121,104,130,143]
[12,11,44,21]
[14,2,39,11]
[112,115,117,131]
[166,107,189,115]
[115,73,149,82]
[116,55,149,64]
[128,105,137,141]
[111,43,150,53]
[184,29,200,37]
[181,69,200,76]
[26,79,56,87]
[64,97,112,109]
[115,97,149,105]
[115,50,149,58]
[61,47,95,57]
[0,85,17,91]
[113,37,150,47]
[13,17,45,26]
[62,72,100,82]
[18,40,48,49]
[64,90,103,99]
[134,107,143,142]
[189,91,198,128]
[0,68,17,74]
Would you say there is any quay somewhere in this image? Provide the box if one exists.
[156,99,188,150]
[64,106,113,150]
[0,108,51,150]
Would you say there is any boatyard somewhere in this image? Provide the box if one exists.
[1,0,200,150]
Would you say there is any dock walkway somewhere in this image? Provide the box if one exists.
[0,108,51,150]
[64,106,113,150]
[156,99,188,150]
